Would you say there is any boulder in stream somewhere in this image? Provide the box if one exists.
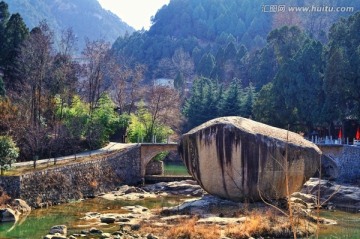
[179,117,322,202]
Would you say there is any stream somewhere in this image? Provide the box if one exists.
[0,196,184,239]
[0,163,359,239]
[0,195,359,239]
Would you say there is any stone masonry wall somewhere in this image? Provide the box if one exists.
[0,176,21,198]
[0,146,141,208]
[319,145,360,183]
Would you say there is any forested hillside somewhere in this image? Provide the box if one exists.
[1,0,360,165]
[113,0,359,82]
[6,0,134,51]
[113,0,360,136]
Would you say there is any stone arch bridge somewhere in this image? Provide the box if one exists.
[0,142,180,207]
[140,143,178,177]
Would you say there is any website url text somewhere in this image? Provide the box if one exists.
[262,5,355,13]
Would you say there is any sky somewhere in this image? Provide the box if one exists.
[98,0,170,30]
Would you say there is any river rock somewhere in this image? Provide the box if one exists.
[0,208,18,222]
[43,233,67,239]
[100,185,156,201]
[100,216,116,224]
[143,180,205,197]
[179,117,322,202]
[100,232,112,238]
[162,194,243,216]
[12,199,31,214]
[301,178,360,212]
[49,225,67,236]
[89,227,103,234]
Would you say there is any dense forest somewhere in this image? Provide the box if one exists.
[113,0,360,133]
[1,0,360,165]
[112,0,359,81]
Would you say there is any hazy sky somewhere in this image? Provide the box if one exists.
[98,0,170,30]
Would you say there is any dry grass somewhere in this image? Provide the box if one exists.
[138,207,316,239]
[139,217,221,239]
[224,208,315,239]
[165,217,221,239]
[225,211,271,239]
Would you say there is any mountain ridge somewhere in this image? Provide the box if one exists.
[6,0,134,51]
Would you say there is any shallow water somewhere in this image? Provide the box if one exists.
[0,196,183,239]
[0,197,359,239]
[317,210,360,239]
[163,161,189,175]
[1,163,359,239]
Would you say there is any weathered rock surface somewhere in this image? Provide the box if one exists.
[143,180,205,197]
[49,225,67,235]
[162,194,245,216]
[100,185,157,201]
[43,225,67,239]
[12,199,32,214]
[301,178,360,212]
[99,180,205,201]
[179,116,322,202]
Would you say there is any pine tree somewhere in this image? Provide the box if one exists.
[197,53,215,78]
[183,77,220,129]
[2,13,29,87]
[219,78,242,116]
[0,1,10,66]
[174,72,184,91]
[241,83,256,118]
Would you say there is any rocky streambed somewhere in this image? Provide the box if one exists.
[37,179,360,239]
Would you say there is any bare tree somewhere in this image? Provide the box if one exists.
[16,21,54,128]
[171,48,194,80]
[81,39,111,113]
[108,52,145,115]
[145,85,182,139]
[127,64,145,114]
[58,27,77,56]
[47,28,80,153]
[109,59,131,114]
[155,57,176,79]
[12,21,56,164]
[156,48,194,90]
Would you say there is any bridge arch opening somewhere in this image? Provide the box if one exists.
[140,143,178,177]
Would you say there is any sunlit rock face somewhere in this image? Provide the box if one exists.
[179,117,321,202]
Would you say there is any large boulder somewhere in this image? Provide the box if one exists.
[178,117,321,202]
